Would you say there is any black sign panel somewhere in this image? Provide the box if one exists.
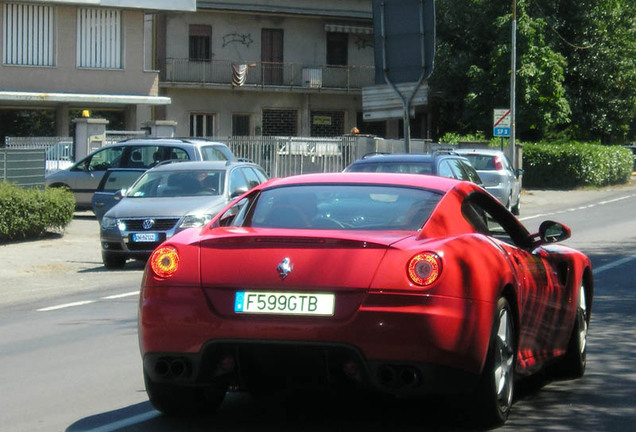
[372,0,436,85]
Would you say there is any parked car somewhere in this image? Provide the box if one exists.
[454,148,523,215]
[344,152,483,184]
[99,160,267,269]
[91,168,146,222]
[139,172,592,427]
[45,138,235,209]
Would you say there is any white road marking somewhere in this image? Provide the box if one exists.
[594,255,636,275]
[37,291,139,312]
[37,300,97,312]
[101,291,139,300]
[519,193,636,222]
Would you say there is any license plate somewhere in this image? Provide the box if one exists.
[234,291,335,316]
[132,233,158,242]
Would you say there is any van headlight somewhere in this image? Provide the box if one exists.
[101,216,119,230]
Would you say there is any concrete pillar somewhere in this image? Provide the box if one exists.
[142,120,177,137]
[72,117,109,160]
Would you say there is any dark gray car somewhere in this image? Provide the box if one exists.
[99,160,268,269]
[344,152,483,184]
[46,138,235,209]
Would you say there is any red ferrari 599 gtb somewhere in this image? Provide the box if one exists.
[139,172,592,427]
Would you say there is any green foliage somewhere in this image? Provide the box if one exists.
[0,182,75,242]
[431,0,636,144]
[522,142,633,189]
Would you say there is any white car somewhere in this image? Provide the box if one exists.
[46,138,235,209]
[455,148,523,215]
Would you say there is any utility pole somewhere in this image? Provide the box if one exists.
[510,0,517,169]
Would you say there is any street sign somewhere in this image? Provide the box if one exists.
[493,109,511,137]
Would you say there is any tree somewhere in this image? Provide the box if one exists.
[539,0,636,143]
[429,0,636,144]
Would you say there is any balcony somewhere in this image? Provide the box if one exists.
[160,58,375,93]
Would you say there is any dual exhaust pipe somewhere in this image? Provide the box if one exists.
[377,365,421,389]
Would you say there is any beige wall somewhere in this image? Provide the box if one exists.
[165,87,363,137]
[0,6,159,96]
[161,4,374,137]
[164,10,374,67]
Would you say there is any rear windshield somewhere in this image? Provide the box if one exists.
[248,184,441,230]
[346,161,433,174]
[462,154,496,170]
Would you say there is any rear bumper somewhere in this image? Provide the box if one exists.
[139,286,494,396]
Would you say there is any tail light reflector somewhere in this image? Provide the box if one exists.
[494,156,504,171]
[150,246,180,278]
[407,252,442,286]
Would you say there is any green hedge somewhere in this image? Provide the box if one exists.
[523,142,633,189]
[0,182,75,242]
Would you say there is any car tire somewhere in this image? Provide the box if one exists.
[143,371,226,416]
[102,251,126,269]
[511,194,521,215]
[471,297,516,427]
[552,283,588,379]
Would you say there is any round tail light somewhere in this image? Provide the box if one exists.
[407,252,442,286]
[150,246,180,278]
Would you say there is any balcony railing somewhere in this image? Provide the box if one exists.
[161,58,375,92]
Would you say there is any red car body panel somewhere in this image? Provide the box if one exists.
[139,172,592,397]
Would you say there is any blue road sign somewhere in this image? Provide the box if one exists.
[494,127,511,137]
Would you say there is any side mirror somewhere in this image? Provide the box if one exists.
[537,220,571,244]
[515,168,524,177]
[113,189,127,201]
[230,186,248,199]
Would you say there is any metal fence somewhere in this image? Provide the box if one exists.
[3,133,437,184]
[162,58,375,91]
[223,136,359,178]
[0,148,46,187]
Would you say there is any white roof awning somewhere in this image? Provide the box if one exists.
[325,23,373,35]
[27,1,196,12]
[0,91,171,107]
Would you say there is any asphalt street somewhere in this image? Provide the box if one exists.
[2,177,635,308]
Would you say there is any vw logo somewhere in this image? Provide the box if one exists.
[277,257,293,280]
[142,219,155,230]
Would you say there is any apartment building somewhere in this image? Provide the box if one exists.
[0,0,196,138]
[156,0,410,138]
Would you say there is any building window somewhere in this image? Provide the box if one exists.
[327,32,348,66]
[261,29,283,85]
[189,24,211,61]
[190,113,215,137]
[232,114,251,136]
[2,3,55,66]
[262,110,297,136]
[77,8,122,69]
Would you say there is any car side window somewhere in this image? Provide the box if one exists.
[100,171,144,192]
[437,160,455,178]
[84,146,124,171]
[461,192,530,247]
[229,167,249,196]
[458,160,482,183]
[167,147,190,161]
[200,146,229,161]
[242,167,266,189]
